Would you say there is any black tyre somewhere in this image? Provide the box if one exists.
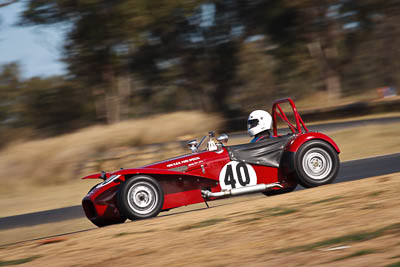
[117,175,164,221]
[262,186,297,196]
[295,140,340,188]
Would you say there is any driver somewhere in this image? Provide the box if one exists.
[248,110,273,143]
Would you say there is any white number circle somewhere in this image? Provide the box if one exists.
[219,161,257,190]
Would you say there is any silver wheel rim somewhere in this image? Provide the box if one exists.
[302,148,332,180]
[127,181,158,215]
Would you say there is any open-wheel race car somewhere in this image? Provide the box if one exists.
[82,98,340,227]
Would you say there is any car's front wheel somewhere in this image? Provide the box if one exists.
[117,175,164,221]
[295,140,340,188]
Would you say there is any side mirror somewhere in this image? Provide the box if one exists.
[187,139,198,153]
[217,134,229,144]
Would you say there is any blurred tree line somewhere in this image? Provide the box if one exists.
[1,0,400,144]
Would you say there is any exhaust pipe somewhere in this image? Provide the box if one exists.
[201,183,283,198]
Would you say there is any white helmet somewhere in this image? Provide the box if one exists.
[247,110,272,137]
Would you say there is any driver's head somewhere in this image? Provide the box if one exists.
[247,110,272,137]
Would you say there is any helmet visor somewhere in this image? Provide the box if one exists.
[248,119,259,129]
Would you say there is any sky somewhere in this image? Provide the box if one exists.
[0,2,66,79]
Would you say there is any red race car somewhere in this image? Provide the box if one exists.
[82,98,340,227]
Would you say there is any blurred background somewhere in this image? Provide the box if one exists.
[0,0,399,143]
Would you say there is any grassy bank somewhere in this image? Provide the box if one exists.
[0,111,221,195]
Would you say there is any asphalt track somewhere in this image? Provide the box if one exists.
[1,153,399,231]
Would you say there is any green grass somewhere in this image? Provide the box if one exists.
[0,256,41,266]
[390,255,400,259]
[368,191,385,197]
[235,217,262,225]
[330,249,377,262]
[228,211,243,216]
[114,230,154,237]
[382,262,400,267]
[178,218,228,231]
[277,223,400,253]
[137,250,156,256]
[270,207,299,216]
[269,208,298,216]
[234,207,298,225]
[253,207,299,217]
[362,204,381,210]
[309,196,344,205]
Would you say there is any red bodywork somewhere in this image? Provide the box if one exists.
[82,98,340,224]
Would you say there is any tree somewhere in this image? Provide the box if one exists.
[20,0,202,123]
[20,0,294,117]
[358,0,400,90]
[130,0,297,114]
[277,0,400,99]
[0,62,21,127]
[0,61,94,143]
[0,0,17,8]
[19,77,93,135]
[20,0,400,124]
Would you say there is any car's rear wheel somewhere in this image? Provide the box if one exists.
[295,140,339,188]
[117,175,164,221]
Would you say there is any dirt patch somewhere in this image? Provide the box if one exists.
[0,173,399,266]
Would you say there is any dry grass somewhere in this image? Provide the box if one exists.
[255,89,388,114]
[0,195,264,245]
[0,174,399,267]
[332,122,400,160]
[307,112,400,125]
[0,111,221,194]
[0,180,97,217]
[295,89,396,111]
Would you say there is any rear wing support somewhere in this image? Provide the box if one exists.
[271,98,308,136]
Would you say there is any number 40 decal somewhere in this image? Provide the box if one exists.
[219,161,257,190]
